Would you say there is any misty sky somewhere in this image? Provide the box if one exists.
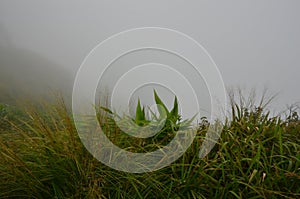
[0,1,299,117]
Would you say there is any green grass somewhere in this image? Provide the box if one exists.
[0,94,299,198]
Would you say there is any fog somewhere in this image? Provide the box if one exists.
[0,1,299,116]
[0,38,73,104]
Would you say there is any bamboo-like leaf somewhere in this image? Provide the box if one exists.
[180,113,197,128]
[154,89,169,117]
[135,99,145,125]
[100,106,113,114]
[142,106,146,120]
[170,95,179,123]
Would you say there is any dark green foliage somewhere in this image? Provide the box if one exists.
[135,98,147,126]
[101,90,193,135]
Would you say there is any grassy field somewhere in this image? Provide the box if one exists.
[0,93,299,198]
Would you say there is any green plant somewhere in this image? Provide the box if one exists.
[0,90,299,198]
[134,98,150,126]
[101,90,196,137]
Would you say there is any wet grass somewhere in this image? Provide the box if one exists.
[0,94,299,198]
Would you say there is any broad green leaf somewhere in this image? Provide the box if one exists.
[154,89,169,117]
[135,99,145,125]
[170,95,179,123]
